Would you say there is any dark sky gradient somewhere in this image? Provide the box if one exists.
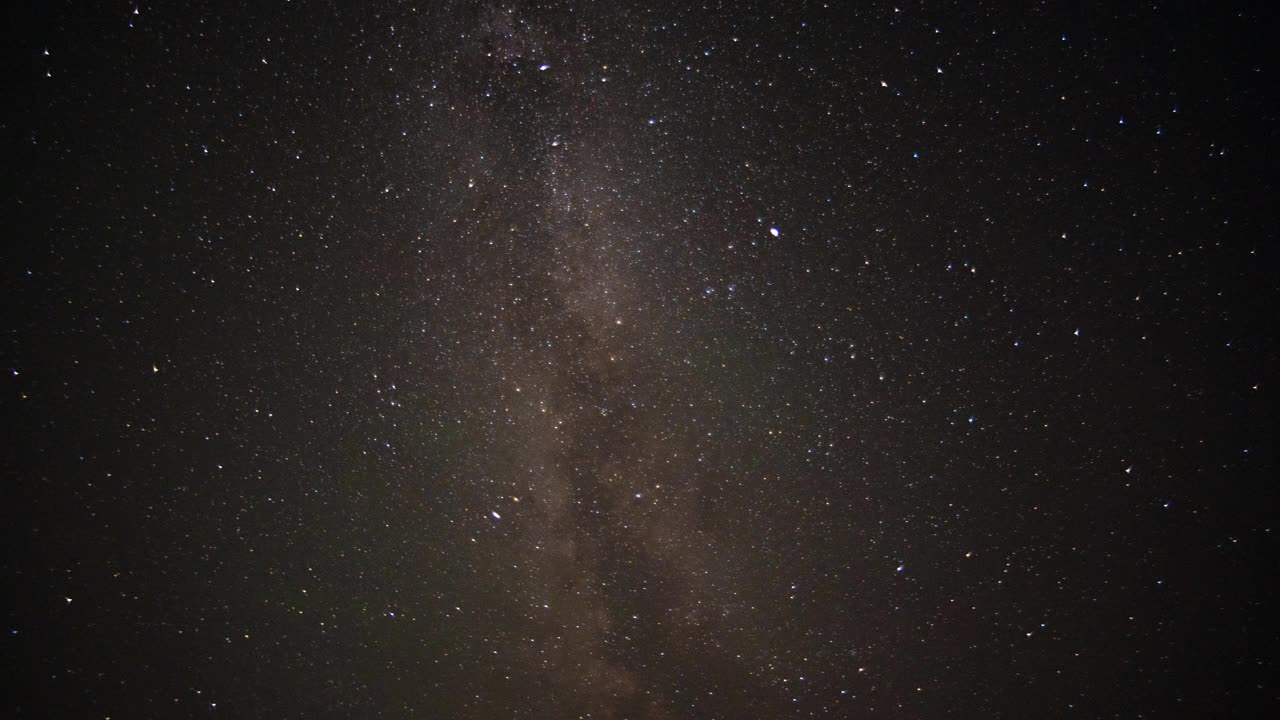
[5,1,1276,718]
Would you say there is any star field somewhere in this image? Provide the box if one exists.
[4,1,1276,718]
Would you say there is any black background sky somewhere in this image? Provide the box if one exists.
[4,1,1276,718]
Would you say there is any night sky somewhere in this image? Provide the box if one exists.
[5,1,1277,718]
